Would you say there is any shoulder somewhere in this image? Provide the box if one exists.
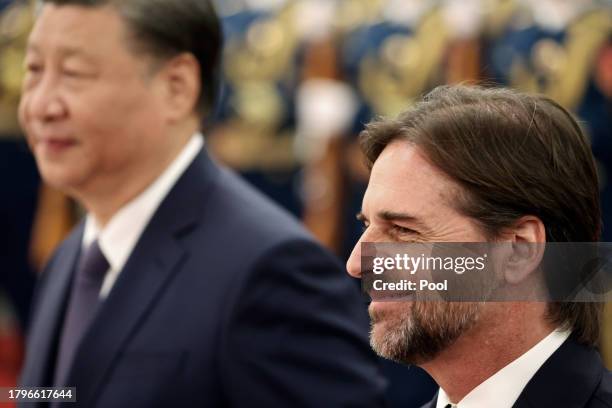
[590,369,612,408]
[518,338,612,408]
[182,155,342,286]
[202,162,315,247]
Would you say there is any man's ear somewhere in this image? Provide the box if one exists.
[158,53,201,122]
[503,216,546,285]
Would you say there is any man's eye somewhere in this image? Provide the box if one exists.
[391,225,416,235]
[26,63,43,74]
[63,70,85,78]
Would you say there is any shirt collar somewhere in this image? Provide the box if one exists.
[82,132,204,276]
[436,328,571,408]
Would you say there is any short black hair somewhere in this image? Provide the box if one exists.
[41,0,223,118]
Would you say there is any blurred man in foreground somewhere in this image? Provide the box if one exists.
[347,85,612,407]
[18,1,385,406]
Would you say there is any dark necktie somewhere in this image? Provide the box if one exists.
[53,240,109,387]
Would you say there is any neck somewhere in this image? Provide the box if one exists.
[420,303,555,403]
[75,121,199,227]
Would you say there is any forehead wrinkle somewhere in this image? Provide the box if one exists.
[365,141,471,237]
[363,185,428,229]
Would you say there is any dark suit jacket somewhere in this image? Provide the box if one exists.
[421,337,612,408]
[19,149,386,407]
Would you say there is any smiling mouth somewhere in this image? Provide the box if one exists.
[368,299,413,323]
[368,290,416,302]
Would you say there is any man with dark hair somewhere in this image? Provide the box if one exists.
[18,1,385,406]
[347,85,612,407]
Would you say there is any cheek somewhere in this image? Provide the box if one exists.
[92,90,164,146]
[18,95,31,131]
[17,96,26,123]
[70,96,132,145]
[59,106,123,168]
[18,97,39,151]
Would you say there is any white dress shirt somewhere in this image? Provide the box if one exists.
[81,133,204,299]
[436,328,571,408]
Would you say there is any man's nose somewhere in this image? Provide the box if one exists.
[346,239,363,279]
[23,73,67,123]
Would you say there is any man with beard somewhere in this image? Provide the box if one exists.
[347,85,612,407]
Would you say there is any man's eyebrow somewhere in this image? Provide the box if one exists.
[379,211,417,222]
[26,42,95,61]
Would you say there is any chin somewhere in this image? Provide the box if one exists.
[369,305,411,352]
[370,321,410,363]
[37,161,88,194]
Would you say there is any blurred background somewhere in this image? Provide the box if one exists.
[0,0,610,406]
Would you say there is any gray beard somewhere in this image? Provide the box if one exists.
[369,302,481,365]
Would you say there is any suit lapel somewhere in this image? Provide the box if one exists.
[422,390,438,408]
[513,338,604,408]
[62,150,218,406]
[19,225,83,392]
